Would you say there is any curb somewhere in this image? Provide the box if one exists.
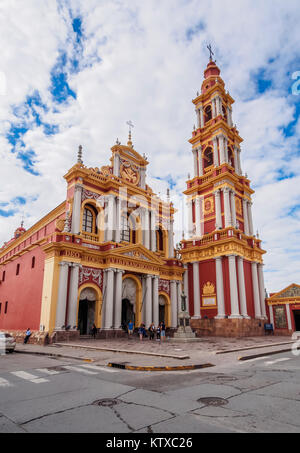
[238,345,298,361]
[216,341,294,355]
[15,349,94,362]
[108,362,215,371]
[54,343,190,360]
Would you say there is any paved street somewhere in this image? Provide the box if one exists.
[0,337,300,433]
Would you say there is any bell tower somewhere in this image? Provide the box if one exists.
[181,57,267,337]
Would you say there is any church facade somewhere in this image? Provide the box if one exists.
[0,134,183,341]
[0,58,276,341]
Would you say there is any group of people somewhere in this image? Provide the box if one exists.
[128,321,166,341]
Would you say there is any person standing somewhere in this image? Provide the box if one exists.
[160,321,166,342]
[148,323,155,340]
[24,328,31,344]
[128,320,134,338]
[138,324,144,341]
[91,323,97,339]
[156,324,161,341]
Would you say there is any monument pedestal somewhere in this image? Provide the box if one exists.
[171,311,200,342]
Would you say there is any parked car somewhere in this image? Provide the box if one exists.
[0,332,16,353]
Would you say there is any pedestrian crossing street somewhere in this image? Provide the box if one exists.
[0,364,118,388]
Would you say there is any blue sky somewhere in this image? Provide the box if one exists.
[0,0,299,292]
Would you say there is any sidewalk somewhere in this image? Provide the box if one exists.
[14,335,295,370]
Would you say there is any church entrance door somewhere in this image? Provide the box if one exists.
[78,287,96,335]
[293,310,300,331]
[122,299,135,330]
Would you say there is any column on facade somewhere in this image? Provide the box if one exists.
[237,257,249,318]
[187,198,194,238]
[145,275,153,327]
[228,255,242,318]
[113,152,120,177]
[230,189,237,228]
[140,167,146,190]
[177,281,182,315]
[257,264,267,319]
[104,268,115,329]
[224,136,229,163]
[170,280,178,328]
[195,108,200,129]
[55,262,70,330]
[192,148,199,178]
[197,146,203,176]
[227,106,233,127]
[269,305,274,326]
[251,262,262,319]
[71,183,83,234]
[192,262,201,319]
[152,276,159,327]
[199,106,204,128]
[215,96,221,116]
[223,187,232,228]
[214,189,222,230]
[195,196,202,237]
[215,257,225,318]
[213,137,219,167]
[212,98,217,118]
[234,146,242,175]
[114,197,121,243]
[286,304,292,331]
[247,202,254,236]
[168,219,174,258]
[183,265,190,314]
[218,134,226,164]
[106,195,116,242]
[150,210,157,252]
[144,208,150,249]
[243,199,250,235]
[66,263,81,329]
[113,269,123,329]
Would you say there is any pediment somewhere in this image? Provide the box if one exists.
[109,244,164,265]
[270,284,300,299]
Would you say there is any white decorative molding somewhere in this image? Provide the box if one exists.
[79,266,102,287]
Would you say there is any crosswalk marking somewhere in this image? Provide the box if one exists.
[0,377,13,387]
[10,371,49,384]
[35,368,61,375]
[63,365,98,375]
[265,358,291,366]
[0,364,119,388]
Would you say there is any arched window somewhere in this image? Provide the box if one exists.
[157,228,164,252]
[121,214,130,242]
[204,105,212,123]
[222,105,227,122]
[203,147,214,169]
[82,205,97,234]
[228,147,235,168]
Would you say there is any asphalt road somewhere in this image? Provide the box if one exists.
[0,349,299,433]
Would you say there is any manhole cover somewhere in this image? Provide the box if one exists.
[93,398,120,407]
[211,375,238,382]
[198,397,228,407]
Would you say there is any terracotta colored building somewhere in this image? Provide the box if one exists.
[180,59,268,337]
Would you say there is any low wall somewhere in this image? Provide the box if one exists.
[190,318,267,337]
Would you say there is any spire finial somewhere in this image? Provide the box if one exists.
[207,44,214,61]
[126,120,134,147]
[77,145,83,164]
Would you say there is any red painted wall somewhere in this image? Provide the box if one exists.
[198,259,217,318]
[222,257,231,316]
[0,247,45,331]
[244,260,255,318]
